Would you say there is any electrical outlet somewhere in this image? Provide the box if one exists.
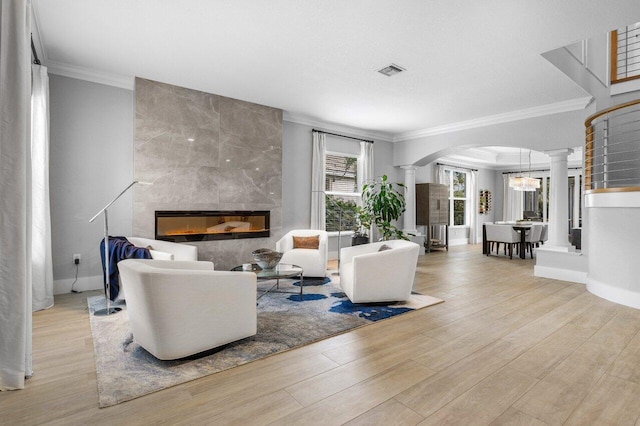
[73,253,81,264]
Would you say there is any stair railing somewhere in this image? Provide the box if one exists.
[585,99,640,192]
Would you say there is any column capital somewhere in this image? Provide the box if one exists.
[400,165,418,171]
[544,148,574,158]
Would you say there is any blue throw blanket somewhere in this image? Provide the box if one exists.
[100,236,151,301]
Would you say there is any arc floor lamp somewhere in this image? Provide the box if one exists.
[89,181,152,316]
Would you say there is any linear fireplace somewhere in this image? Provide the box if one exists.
[155,210,270,242]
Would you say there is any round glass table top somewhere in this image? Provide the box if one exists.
[231,263,303,279]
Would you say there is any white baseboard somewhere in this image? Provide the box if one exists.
[54,275,103,295]
[534,265,587,284]
[449,238,468,246]
[587,278,640,310]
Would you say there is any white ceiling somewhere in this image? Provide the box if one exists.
[32,1,640,139]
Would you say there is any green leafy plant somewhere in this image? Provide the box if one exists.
[325,195,357,233]
[352,205,372,237]
[361,174,411,241]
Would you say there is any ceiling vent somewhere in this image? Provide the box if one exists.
[377,63,405,77]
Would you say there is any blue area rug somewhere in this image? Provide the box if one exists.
[329,298,413,321]
[89,276,443,407]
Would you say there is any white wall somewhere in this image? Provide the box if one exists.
[49,75,134,293]
[393,109,587,167]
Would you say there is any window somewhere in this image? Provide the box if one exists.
[520,172,582,228]
[325,152,359,232]
[611,22,640,84]
[444,169,469,226]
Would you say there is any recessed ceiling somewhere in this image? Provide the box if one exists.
[439,146,584,170]
[32,1,640,138]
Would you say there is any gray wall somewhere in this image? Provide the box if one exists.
[49,75,400,288]
[134,78,283,271]
[282,121,313,232]
[49,75,134,292]
[476,167,498,240]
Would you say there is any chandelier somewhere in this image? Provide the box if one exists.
[509,149,540,192]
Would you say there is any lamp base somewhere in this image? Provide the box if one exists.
[93,306,122,316]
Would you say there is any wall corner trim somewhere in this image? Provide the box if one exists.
[45,60,134,90]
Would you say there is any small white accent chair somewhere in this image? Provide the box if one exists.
[276,230,328,277]
[118,259,257,360]
[127,237,198,261]
[339,240,420,303]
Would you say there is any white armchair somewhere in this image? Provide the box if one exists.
[126,237,198,261]
[276,230,328,277]
[118,259,257,360]
[339,240,420,303]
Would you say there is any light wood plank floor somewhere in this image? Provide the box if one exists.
[3,245,640,425]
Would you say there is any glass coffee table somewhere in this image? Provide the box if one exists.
[231,263,304,300]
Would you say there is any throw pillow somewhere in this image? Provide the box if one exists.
[378,244,392,252]
[293,235,320,249]
[149,249,175,260]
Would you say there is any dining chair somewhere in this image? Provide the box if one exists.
[525,224,543,258]
[485,224,520,259]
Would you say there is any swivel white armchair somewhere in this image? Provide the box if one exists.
[118,259,257,360]
[126,237,198,261]
[339,240,420,303]
[276,230,328,277]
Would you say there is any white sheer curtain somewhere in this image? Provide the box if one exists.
[310,131,326,230]
[0,0,33,390]
[357,141,374,237]
[468,170,479,244]
[357,141,373,189]
[436,164,447,184]
[503,174,523,221]
[31,64,53,312]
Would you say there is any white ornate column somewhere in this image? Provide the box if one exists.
[401,165,418,235]
[545,149,575,251]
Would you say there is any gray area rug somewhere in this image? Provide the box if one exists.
[88,276,443,407]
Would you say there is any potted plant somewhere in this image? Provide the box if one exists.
[351,206,372,246]
[361,174,411,241]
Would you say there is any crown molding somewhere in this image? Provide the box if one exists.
[283,111,394,142]
[393,96,593,143]
[45,60,134,90]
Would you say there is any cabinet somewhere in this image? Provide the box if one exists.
[416,183,449,252]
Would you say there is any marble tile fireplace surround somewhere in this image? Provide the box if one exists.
[133,78,283,270]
